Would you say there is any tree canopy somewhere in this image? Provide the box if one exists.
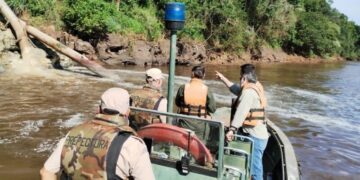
[6,0,360,59]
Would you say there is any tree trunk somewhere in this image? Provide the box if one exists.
[0,0,118,80]
[115,0,120,11]
[0,0,32,60]
[25,25,120,80]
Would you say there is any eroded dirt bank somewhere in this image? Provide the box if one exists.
[0,22,345,73]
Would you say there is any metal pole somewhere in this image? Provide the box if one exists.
[167,31,177,113]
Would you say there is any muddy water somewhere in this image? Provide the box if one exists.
[0,62,359,179]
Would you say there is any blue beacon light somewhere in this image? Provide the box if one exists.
[164,2,185,31]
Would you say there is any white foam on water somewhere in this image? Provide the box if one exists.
[173,75,190,83]
[338,170,351,176]
[34,139,57,153]
[115,81,143,89]
[109,69,146,75]
[112,69,217,84]
[109,69,225,91]
[19,120,45,136]
[0,138,15,144]
[266,85,360,132]
[282,87,336,104]
[83,68,358,134]
[37,107,71,114]
[213,93,235,105]
[6,54,60,78]
[204,79,224,86]
[56,113,84,128]
[210,83,360,133]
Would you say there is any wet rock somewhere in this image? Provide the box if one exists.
[74,39,95,55]
[0,28,18,52]
[58,32,77,49]
[152,39,170,65]
[206,52,245,65]
[130,40,154,66]
[107,34,129,48]
[251,46,288,63]
[0,51,21,70]
[0,64,4,73]
[96,34,131,65]
[61,55,77,68]
[177,41,207,65]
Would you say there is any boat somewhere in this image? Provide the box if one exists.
[130,106,301,180]
[132,4,300,178]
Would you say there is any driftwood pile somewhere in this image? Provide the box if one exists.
[0,0,118,80]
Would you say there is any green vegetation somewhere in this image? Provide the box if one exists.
[287,12,341,57]
[7,0,55,16]
[6,0,360,59]
[62,0,122,39]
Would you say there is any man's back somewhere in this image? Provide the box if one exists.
[129,86,166,129]
[43,117,155,180]
[40,88,155,180]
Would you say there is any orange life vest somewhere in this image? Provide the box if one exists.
[179,78,208,117]
[231,82,267,127]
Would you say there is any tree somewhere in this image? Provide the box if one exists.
[114,0,120,10]
[62,0,122,40]
[289,12,341,57]
[245,0,297,47]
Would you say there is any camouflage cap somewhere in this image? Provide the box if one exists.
[100,88,129,114]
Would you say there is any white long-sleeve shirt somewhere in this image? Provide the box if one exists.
[230,84,269,139]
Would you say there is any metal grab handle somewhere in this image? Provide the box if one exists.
[224,147,249,156]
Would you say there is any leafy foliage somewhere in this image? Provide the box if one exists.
[289,12,341,57]
[119,2,163,40]
[6,0,360,58]
[245,0,297,48]
[62,0,122,39]
[7,0,55,16]
[284,0,360,58]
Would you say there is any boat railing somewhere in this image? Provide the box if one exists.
[130,106,225,179]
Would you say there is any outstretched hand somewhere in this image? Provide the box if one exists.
[215,71,233,88]
[215,71,225,81]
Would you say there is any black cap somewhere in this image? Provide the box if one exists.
[240,64,255,74]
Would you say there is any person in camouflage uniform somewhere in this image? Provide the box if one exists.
[129,68,167,130]
[40,88,154,180]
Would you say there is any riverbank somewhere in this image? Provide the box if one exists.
[0,20,346,72]
[40,24,346,65]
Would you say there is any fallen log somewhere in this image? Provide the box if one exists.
[26,25,119,80]
[0,0,119,80]
[0,0,32,59]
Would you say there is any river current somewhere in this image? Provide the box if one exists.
[0,62,359,179]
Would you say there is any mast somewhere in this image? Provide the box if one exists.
[164,2,185,115]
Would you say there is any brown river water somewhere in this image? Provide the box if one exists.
[0,62,359,179]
